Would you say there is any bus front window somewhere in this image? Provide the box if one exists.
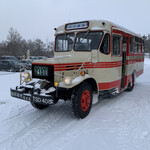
[75,31,103,51]
[55,33,75,52]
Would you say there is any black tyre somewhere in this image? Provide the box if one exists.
[126,74,134,92]
[71,82,93,119]
[30,100,49,109]
[54,97,59,104]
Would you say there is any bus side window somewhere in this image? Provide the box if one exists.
[134,43,138,53]
[112,35,121,56]
[142,43,144,53]
[139,44,141,53]
[129,37,134,53]
[100,33,110,54]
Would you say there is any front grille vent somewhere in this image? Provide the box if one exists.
[32,64,54,86]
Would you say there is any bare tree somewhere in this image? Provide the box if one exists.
[6,27,25,56]
[144,34,150,53]
[0,27,54,57]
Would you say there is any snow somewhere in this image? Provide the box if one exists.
[45,87,56,94]
[72,74,89,84]
[0,58,150,150]
[54,55,72,59]
[91,26,104,31]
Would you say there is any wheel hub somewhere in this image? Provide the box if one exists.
[81,90,91,112]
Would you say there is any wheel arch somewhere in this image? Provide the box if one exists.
[133,69,136,82]
[72,77,98,94]
[83,78,98,93]
[58,76,98,100]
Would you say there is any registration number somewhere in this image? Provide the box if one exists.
[33,96,53,105]
[11,91,31,101]
[11,89,54,105]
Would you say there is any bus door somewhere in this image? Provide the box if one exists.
[121,37,127,89]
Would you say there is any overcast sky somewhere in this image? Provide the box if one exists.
[0,0,150,42]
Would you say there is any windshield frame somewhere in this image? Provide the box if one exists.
[74,31,103,52]
[55,33,75,52]
[54,30,104,52]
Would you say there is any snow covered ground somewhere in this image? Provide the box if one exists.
[0,58,150,150]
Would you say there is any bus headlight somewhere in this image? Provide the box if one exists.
[22,72,30,78]
[21,71,32,83]
[64,76,71,85]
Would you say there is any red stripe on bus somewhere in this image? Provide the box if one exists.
[98,69,143,91]
[33,59,144,71]
[98,79,121,91]
[54,61,122,71]
[136,70,143,77]
[126,58,144,65]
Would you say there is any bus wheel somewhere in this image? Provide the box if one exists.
[71,82,92,119]
[126,74,135,92]
[30,100,49,109]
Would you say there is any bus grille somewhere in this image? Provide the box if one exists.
[32,64,54,86]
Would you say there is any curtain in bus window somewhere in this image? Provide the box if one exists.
[112,35,121,56]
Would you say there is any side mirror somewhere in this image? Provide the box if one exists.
[91,49,98,63]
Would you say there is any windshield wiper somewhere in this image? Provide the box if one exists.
[80,30,90,43]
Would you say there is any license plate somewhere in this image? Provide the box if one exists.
[11,89,54,105]
[11,90,31,101]
[33,95,53,105]
[34,66,48,77]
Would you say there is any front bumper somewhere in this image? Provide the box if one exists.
[10,87,55,105]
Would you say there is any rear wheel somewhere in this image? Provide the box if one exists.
[71,82,92,119]
[126,74,134,92]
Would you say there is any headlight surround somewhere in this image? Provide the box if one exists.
[64,76,71,85]
[21,71,31,83]
[22,72,30,78]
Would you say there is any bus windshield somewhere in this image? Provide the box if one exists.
[55,33,75,52]
[75,31,103,51]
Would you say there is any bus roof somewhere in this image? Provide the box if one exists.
[55,20,142,38]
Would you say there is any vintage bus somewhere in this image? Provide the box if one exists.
[11,20,144,119]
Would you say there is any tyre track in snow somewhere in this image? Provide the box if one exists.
[48,92,143,150]
[0,104,31,123]
[37,95,124,150]
[0,101,70,150]
[0,72,18,76]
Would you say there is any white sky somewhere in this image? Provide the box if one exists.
[0,0,150,42]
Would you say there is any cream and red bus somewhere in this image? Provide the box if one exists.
[11,20,144,119]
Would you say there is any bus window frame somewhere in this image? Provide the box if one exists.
[142,43,144,53]
[129,36,134,54]
[139,44,142,54]
[134,42,138,54]
[112,34,122,57]
[74,30,104,52]
[100,33,111,55]
[133,37,144,55]
[54,32,75,52]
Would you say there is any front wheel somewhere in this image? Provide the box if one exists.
[71,82,92,119]
[30,100,49,109]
